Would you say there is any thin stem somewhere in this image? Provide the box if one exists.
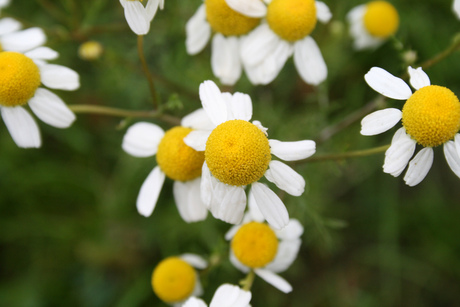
[297,144,390,164]
[240,270,255,291]
[137,35,160,109]
[69,104,181,125]
[421,33,460,70]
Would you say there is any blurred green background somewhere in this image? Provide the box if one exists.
[1,0,460,306]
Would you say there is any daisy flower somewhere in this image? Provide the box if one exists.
[122,109,213,222]
[184,80,316,229]
[151,254,207,306]
[454,0,460,19]
[0,31,79,148]
[347,1,399,50]
[225,212,304,293]
[119,0,164,35]
[183,284,251,307]
[185,0,261,85]
[361,66,460,186]
[228,0,331,85]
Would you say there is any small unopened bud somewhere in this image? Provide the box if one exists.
[78,41,103,61]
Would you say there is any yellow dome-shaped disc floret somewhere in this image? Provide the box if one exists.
[231,222,279,268]
[363,1,399,38]
[205,0,260,36]
[156,126,205,182]
[0,52,41,107]
[151,257,196,303]
[402,85,460,148]
[205,120,271,186]
[267,0,317,42]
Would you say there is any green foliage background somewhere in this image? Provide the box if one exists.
[1,0,460,306]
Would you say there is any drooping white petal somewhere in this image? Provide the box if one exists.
[1,27,46,52]
[186,4,211,55]
[225,0,267,17]
[209,183,246,224]
[1,106,41,148]
[145,0,161,21]
[0,17,21,36]
[408,66,431,90]
[360,108,402,136]
[25,47,59,60]
[120,0,150,35]
[39,64,80,91]
[122,122,164,157]
[240,24,281,67]
[454,0,460,19]
[181,108,214,130]
[265,161,305,196]
[364,67,412,100]
[191,275,204,298]
[184,130,211,152]
[0,0,10,8]
[136,166,165,217]
[346,5,365,23]
[248,189,265,222]
[315,1,332,23]
[183,297,207,307]
[455,134,460,157]
[228,92,252,121]
[180,253,208,269]
[265,239,301,273]
[251,182,289,230]
[199,80,228,126]
[229,249,250,273]
[403,147,434,186]
[269,139,316,161]
[173,178,208,223]
[28,88,76,128]
[383,128,416,176]
[254,269,292,293]
[210,283,252,307]
[200,162,214,208]
[211,34,242,86]
[444,141,460,178]
[294,36,327,85]
[275,219,304,240]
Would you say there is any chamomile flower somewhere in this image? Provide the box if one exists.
[119,0,164,35]
[183,284,251,307]
[347,1,399,50]
[184,80,315,229]
[225,213,303,293]
[229,0,331,85]
[185,0,261,85]
[361,66,460,186]
[454,0,460,19]
[152,254,207,306]
[122,109,214,222]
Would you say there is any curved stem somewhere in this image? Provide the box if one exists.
[297,144,390,164]
[241,270,255,291]
[137,35,160,109]
[421,33,460,70]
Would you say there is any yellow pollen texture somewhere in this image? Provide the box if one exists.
[205,120,271,186]
[402,85,460,147]
[156,126,205,182]
[0,52,41,107]
[267,0,317,42]
[363,1,399,38]
[151,257,196,303]
[231,222,279,268]
[205,0,260,36]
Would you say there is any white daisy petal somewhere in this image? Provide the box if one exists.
[28,88,76,128]
[251,182,289,230]
[210,283,252,307]
[200,162,215,208]
[183,297,207,307]
[145,0,161,21]
[184,130,211,152]
[0,17,22,36]
[408,66,431,90]
[122,122,164,157]
[1,27,46,52]
[39,64,80,91]
[180,253,208,269]
[241,24,280,67]
[265,160,305,196]
[225,0,267,17]
[173,178,208,223]
[1,106,41,148]
[254,269,292,293]
[25,47,59,60]
[229,92,252,121]
[404,147,434,186]
[275,218,304,240]
[265,239,301,273]
[209,183,246,225]
[211,34,242,86]
[136,166,165,217]
[360,108,402,135]
[229,249,250,273]
[269,139,316,161]
[383,128,416,176]
[444,141,460,178]
[199,80,228,126]
[186,4,211,55]
[346,5,366,23]
[454,0,460,19]
[120,0,150,35]
[455,134,460,156]
[294,36,327,85]
[181,108,214,130]
[364,67,412,100]
[248,189,265,222]
[315,1,332,23]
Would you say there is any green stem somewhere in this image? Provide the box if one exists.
[137,35,160,109]
[240,270,255,291]
[421,33,460,70]
[298,144,390,164]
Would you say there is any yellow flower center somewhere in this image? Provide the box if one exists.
[266,0,317,42]
[0,52,41,107]
[205,120,271,186]
[151,257,196,304]
[363,1,399,38]
[402,85,460,147]
[205,0,260,36]
[231,222,279,268]
[156,126,205,182]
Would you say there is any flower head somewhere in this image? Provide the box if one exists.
[347,1,399,50]
[361,66,460,186]
[184,80,315,229]
[183,284,251,307]
[119,0,163,35]
[122,109,213,222]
